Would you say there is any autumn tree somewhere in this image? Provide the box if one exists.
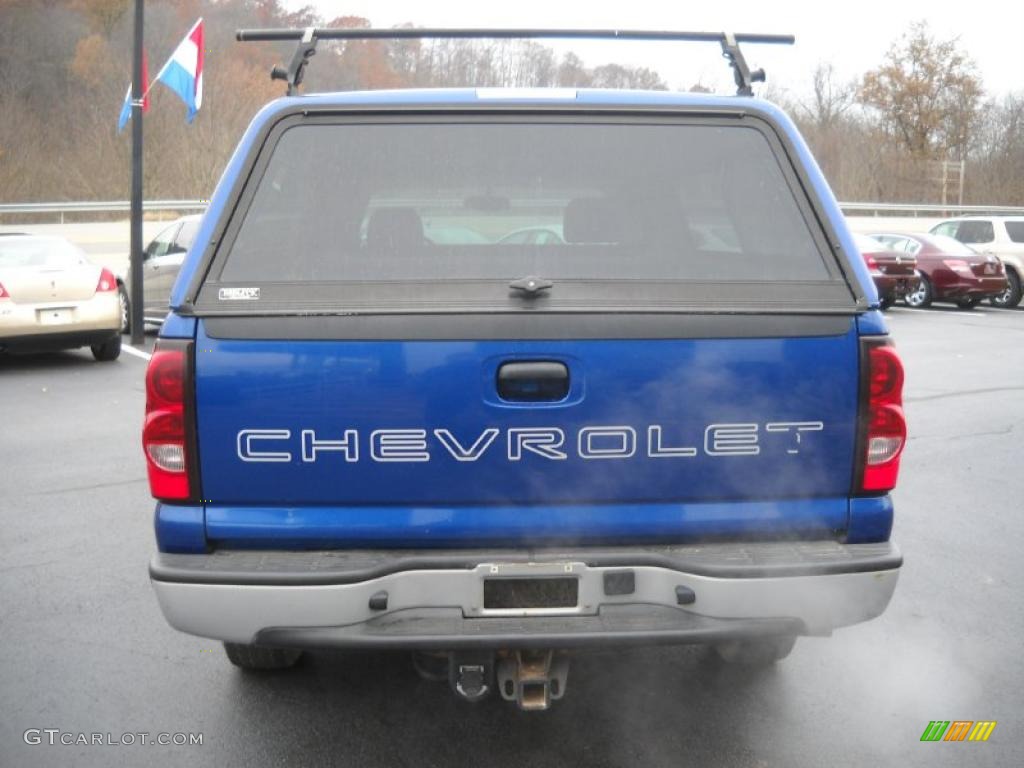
[70,0,129,35]
[69,33,112,88]
[327,16,405,90]
[860,21,983,161]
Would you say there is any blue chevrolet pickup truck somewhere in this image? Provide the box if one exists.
[145,29,905,710]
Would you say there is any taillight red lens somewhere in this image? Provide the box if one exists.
[0,282,8,299]
[867,344,904,402]
[96,268,117,292]
[864,254,879,269]
[858,340,907,492]
[942,259,972,273]
[143,343,192,500]
[146,350,185,407]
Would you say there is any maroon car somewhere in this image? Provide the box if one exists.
[853,234,920,309]
[870,232,1007,309]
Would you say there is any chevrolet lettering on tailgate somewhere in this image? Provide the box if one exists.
[236,422,827,463]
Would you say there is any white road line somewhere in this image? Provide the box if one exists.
[122,344,152,361]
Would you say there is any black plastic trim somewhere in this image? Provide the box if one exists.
[675,585,697,605]
[496,361,569,401]
[253,606,802,650]
[149,540,902,587]
[201,313,853,341]
[603,570,636,596]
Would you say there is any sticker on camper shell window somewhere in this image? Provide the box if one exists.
[218,287,260,300]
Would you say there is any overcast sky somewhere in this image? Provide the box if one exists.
[286,0,1023,98]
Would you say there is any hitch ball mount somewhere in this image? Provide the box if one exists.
[446,650,569,711]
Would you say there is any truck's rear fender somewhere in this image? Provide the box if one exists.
[158,312,197,339]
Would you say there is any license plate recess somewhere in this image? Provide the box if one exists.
[477,562,581,613]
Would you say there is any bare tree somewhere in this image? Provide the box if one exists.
[591,63,665,90]
[800,63,856,130]
[860,21,983,161]
[968,93,1024,204]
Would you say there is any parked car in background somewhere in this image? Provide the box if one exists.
[929,216,1024,308]
[870,232,1007,309]
[852,233,920,309]
[121,214,201,332]
[497,226,565,245]
[422,224,490,245]
[0,234,121,360]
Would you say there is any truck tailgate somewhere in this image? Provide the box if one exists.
[193,320,858,541]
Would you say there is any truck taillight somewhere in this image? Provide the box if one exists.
[96,268,117,292]
[143,340,196,501]
[855,339,906,493]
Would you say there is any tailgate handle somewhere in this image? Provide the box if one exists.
[497,361,569,402]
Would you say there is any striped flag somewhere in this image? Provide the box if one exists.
[155,18,204,123]
[117,50,150,133]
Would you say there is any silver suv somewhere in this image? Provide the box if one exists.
[930,216,1024,307]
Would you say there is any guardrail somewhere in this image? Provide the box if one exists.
[2,199,1024,224]
[839,202,1024,216]
[0,200,208,224]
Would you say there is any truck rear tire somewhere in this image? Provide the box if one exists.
[223,642,303,670]
[714,635,796,665]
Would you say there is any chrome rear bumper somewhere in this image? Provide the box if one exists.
[151,541,901,647]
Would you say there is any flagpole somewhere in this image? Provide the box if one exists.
[129,0,144,346]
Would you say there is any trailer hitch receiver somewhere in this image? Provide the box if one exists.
[497,650,569,711]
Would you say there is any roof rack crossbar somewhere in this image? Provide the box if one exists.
[236,28,794,97]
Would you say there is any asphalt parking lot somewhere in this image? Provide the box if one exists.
[1,306,1022,768]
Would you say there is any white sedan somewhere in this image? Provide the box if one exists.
[0,234,121,360]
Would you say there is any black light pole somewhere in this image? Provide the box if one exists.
[129,0,145,346]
